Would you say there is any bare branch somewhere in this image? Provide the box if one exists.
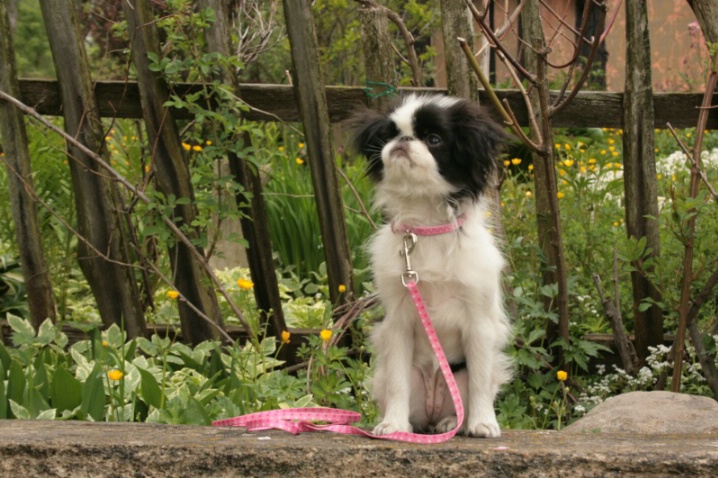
[550,2,608,116]
[458,37,541,152]
[666,123,718,201]
[337,168,378,231]
[465,0,537,84]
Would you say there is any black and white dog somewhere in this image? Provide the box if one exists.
[353,94,512,437]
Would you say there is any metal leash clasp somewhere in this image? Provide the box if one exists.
[400,232,419,286]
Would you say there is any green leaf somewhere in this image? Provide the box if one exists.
[36,319,56,346]
[103,324,126,349]
[0,360,6,418]
[36,408,57,420]
[8,314,36,346]
[184,396,212,425]
[137,367,163,410]
[8,361,26,407]
[9,400,31,420]
[81,363,106,422]
[0,342,10,374]
[51,366,83,413]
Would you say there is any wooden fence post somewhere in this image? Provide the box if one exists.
[282,0,354,304]
[359,5,396,111]
[521,1,570,359]
[0,1,56,329]
[440,0,478,101]
[39,0,146,338]
[122,0,224,344]
[623,0,663,363]
[198,0,288,342]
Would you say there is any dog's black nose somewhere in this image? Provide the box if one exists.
[398,135,413,142]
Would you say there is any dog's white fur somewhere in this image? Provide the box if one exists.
[367,95,512,437]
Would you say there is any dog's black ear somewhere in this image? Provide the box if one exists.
[449,100,508,199]
[349,109,397,181]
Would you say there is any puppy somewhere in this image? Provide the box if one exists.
[353,94,512,437]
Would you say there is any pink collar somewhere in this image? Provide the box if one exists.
[391,214,466,236]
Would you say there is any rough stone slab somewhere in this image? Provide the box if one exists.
[1,420,718,477]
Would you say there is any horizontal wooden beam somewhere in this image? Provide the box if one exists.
[16,79,718,129]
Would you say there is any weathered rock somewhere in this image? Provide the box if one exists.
[564,391,718,434]
[1,419,718,477]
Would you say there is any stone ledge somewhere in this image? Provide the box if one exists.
[1,420,717,477]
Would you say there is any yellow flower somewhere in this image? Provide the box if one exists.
[281,330,291,344]
[503,159,510,167]
[102,340,109,347]
[108,369,124,381]
[167,290,180,300]
[563,159,574,168]
[557,370,568,382]
[338,284,347,293]
[205,140,213,146]
[607,138,615,145]
[686,132,692,138]
[237,278,254,290]
[278,146,285,152]
[511,158,522,166]
[588,158,596,164]
[557,191,565,199]
[525,190,532,198]
[613,221,620,227]
[601,149,607,155]
[296,158,304,165]
[298,142,305,149]
[612,151,619,157]
[558,169,566,177]
[555,143,561,149]
[608,146,615,152]
[654,148,659,153]
[657,173,663,180]
[144,165,151,173]
[192,145,202,152]
[320,329,332,342]
[182,142,191,151]
[528,164,534,171]
[564,143,571,151]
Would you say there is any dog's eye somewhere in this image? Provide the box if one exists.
[425,134,442,146]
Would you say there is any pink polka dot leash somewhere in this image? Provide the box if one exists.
[213,222,466,444]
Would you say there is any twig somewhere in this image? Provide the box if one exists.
[0,88,254,339]
[550,2,607,116]
[666,124,718,201]
[337,167,378,231]
[496,50,542,141]
[465,0,537,84]
[670,62,718,392]
[592,271,639,375]
[458,37,542,152]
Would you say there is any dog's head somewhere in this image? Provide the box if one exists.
[352,94,506,204]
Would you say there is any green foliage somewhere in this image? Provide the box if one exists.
[0,316,309,424]
[11,0,56,78]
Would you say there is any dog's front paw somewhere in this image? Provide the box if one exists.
[433,416,460,434]
[466,419,501,438]
[373,420,412,436]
